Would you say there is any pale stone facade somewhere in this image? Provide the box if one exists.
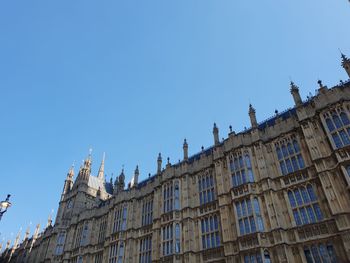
[2,54,350,263]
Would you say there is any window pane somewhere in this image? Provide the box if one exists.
[333,114,342,129]
[288,191,296,208]
[294,189,303,206]
[332,133,343,148]
[340,112,350,125]
[313,204,323,221]
[300,207,309,224]
[326,118,335,132]
[301,187,310,203]
[304,248,313,263]
[311,245,321,263]
[306,206,316,223]
[307,185,317,201]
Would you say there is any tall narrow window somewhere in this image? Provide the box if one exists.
[198,171,216,205]
[94,252,103,263]
[324,109,350,149]
[109,243,118,263]
[98,216,107,244]
[200,214,221,249]
[112,205,128,233]
[162,224,173,256]
[230,152,255,187]
[163,181,180,213]
[74,225,83,249]
[117,242,124,263]
[163,183,173,213]
[121,207,128,231]
[287,184,323,226]
[139,235,152,263]
[80,224,89,246]
[275,139,305,175]
[55,232,66,255]
[142,198,153,226]
[235,198,264,236]
[175,224,181,253]
[174,181,180,210]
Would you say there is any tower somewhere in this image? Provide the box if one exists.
[60,164,74,201]
[183,139,188,161]
[341,53,350,77]
[290,81,302,106]
[157,153,162,174]
[213,123,220,145]
[249,104,258,128]
[131,165,139,188]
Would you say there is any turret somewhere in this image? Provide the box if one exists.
[74,151,92,186]
[131,165,139,188]
[341,53,350,77]
[97,153,105,180]
[183,139,188,161]
[61,164,74,201]
[157,153,162,174]
[290,81,302,106]
[249,104,258,129]
[213,123,219,145]
[114,169,125,194]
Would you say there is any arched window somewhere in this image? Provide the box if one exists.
[198,172,216,206]
[230,152,254,187]
[287,185,323,226]
[264,250,271,263]
[324,110,350,149]
[174,181,180,210]
[275,139,305,175]
[235,198,263,236]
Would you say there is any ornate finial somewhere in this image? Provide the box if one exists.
[201,146,204,151]
[249,103,255,113]
[275,109,278,115]
[229,125,232,133]
[167,157,170,164]
[317,80,323,88]
[158,153,162,160]
[290,81,299,91]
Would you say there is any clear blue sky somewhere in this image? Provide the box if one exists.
[0,0,349,245]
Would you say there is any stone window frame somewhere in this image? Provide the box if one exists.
[303,242,337,263]
[161,223,173,256]
[274,135,305,176]
[139,235,152,263]
[198,169,216,206]
[141,197,153,227]
[73,224,83,249]
[54,231,66,255]
[162,180,180,214]
[321,105,350,149]
[200,213,221,250]
[286,184,323,226]
[97,216,108,244]
[112,204,128,234]
[229,149,255,188]
[234,196,264,236]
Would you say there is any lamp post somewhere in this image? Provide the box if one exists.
[0,194,11,221]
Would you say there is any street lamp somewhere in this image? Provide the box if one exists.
[0,194,11,221]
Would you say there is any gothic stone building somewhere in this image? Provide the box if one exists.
[2,54,350,263]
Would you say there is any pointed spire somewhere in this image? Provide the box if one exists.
[183,139,189,161]
[157,153,162,174]
[341,52,350,77]
[118,168,125,190]
[46,210,53,228]
[67,162,74,180]
[290,81,302,106]
[97,152,105,180]
[28,223,40,254]
[213,123,219,145]
[248,104,258,128]
[23,225,30,241]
